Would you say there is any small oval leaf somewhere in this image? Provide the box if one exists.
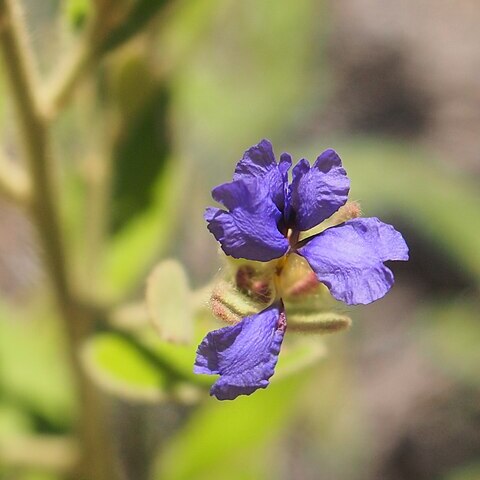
[81,332,210,404]
[146,259,193,344]
[82,333,169,403]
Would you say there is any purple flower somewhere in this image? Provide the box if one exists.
[195,302,286,400]
[196,139,409,400]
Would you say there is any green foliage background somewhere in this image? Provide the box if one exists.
[0,1,478,479]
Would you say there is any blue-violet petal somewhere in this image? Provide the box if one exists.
[233,139,291,211]
[205,178,289,261]
[194,302,287,400]
[298,217,409,305]
[289,149,350,231]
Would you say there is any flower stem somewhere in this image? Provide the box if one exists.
[41,33,96,120]
[0,0,69,304]
[41,0,129,120]
[0,1,117,478]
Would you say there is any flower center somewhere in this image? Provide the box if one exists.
[277,253,319,299]
[229,251,320,305]
[286,228,300,249]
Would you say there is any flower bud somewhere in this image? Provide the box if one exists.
[209,279,266,324]
[287,311,352,333]
[235,265,272,303]
[279,253,320,299]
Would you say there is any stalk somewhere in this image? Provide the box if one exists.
[0,1,117,478]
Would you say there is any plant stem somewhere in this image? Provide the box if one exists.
[0,0,69,304]
[0,1,117,478]
[41,33,96,120]
[41,0,127,120]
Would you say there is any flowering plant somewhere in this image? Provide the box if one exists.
[195,140,408,400]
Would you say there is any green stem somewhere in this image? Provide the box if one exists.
[0,0,69,304]
[41,33,96,120]
[41,0,129,120]
[0,1,117,478]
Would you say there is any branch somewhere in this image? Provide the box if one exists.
[41,33,96,120]
[0,0,70,304]
[41,0,170,119]
[40,0,125,120]
[0,1,117,478]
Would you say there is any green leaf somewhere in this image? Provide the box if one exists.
[82,311,326,405]
[81,331,211,403]
[110,52,158,119]
[100,159,185,300]
[99,0,170,54]
[0,403,33,438]
[0,302,74,430]
[64,0,91,29]
[110,84,171,232]
[154,369,310,480]
[146,259,194,344]
[82,333,170,402]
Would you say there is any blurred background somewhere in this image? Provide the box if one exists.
[0,0,479,479]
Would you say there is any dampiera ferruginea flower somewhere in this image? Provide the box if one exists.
[195,139,409,400]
